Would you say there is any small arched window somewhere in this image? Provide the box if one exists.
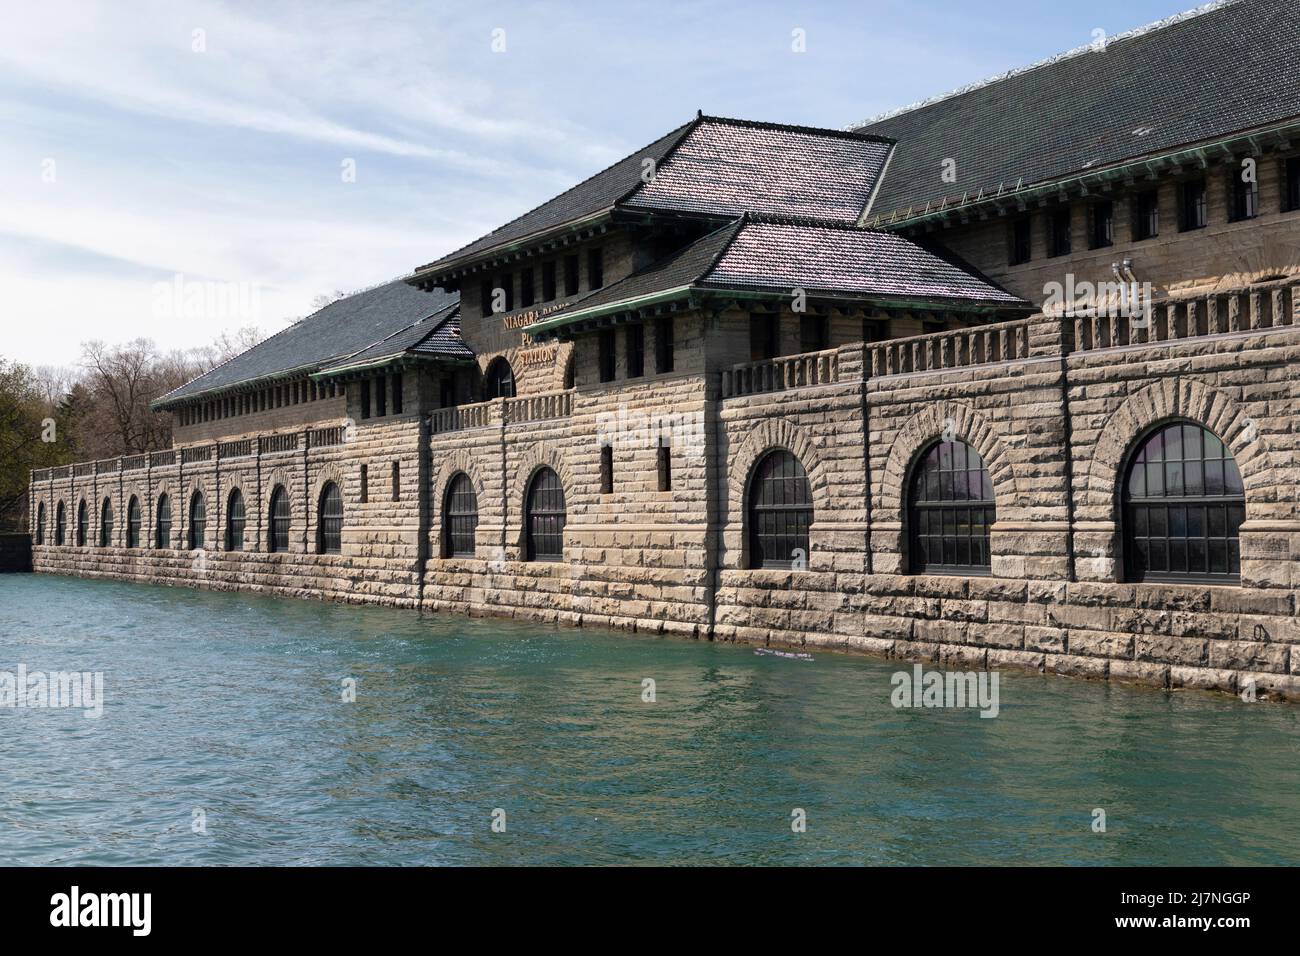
[1122,421,1244,582]
[226,489,246,552]
[99,498,114,547]
[746,449,813,569]
[76,500,87,546]
[188,491,206,550]
[156,494,172,549]
[443,473,479,557]
[55,502,66,546]
[36,503,46,546]
[485,357,515,399]
[524,467,565,561]
[126,496,141,549]
[317,481,343,554]
[908,439,994,574]
[268,485,290,553]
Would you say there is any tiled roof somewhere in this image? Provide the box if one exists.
[621,117,893,223]
[316,302,473,373]
[853,0,1300,218]
[531,215,1025,334]
[154,280,459,406]
[413,116,894,278]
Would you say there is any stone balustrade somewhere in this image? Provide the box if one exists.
[722,347,841,399]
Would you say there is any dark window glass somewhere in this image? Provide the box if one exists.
[269,486,290,553]
[226,489,245,551]
[655,316,674,373]
[376,374,387,417]
[36,503,45,546]
[485,357,515,399]
[626,324,644,378]
[1090,200,1114,249]
[480,277,494,317]
[1123,421,1244,583]
[520,267,535,308]
[76,500,87,546]
[587,248,604,289]
[908,440,994,574]
[1134,189,1160,240]
[563,255,580,297]
[542,261,557,302]
[360,379,370,420]
[1180,179,1207,231]
[391,373,403,415]
[55,502,66,546]
[317,481,343,555]
[600,445,613,494]
[100,498,114,547]
[1048,207,1072,257]
[155,495,171,549]
[747,450,812,569]
[1229,167,1258,222]
[188,492,206,550]
[1286,158,1300,213]
[863,319,888,343]
[657,443,672,492]
[126,496,140,549]
[360,464,369,504]
[391,461,400,502]
[443,473,478,558]
[499,274,514,312]
[598,329,616,382]
[800,315,829,352]
[750,313,779,361]
[1010,218,1031,265]
[525,467,566,561]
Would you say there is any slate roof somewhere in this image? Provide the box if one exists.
[530,215,1026,335]
[154,280,459,407]
[413,116,894,278]
[316,302,473,374]
[853,0,1300,218]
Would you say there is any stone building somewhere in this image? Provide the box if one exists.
[30,0,1300,699]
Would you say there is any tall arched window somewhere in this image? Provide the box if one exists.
[524,467,565,561]
[188,491,206,550]
[443,473,479,557]
[268,485,290,553]
[746,449,813,569]
[156,494,172,549]
[908,439,994,574]
[55,501,66,546]
[1122,421,1244,582]
[76,500,87,546]
[36,503,45,546]
[99,498,114,547]
[126,496,141,549]
[485,357,515,399]
[317,482,343,554]
[226,489,246,552]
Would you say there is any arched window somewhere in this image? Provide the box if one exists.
[562,352,575,390]
[908,439,994,574]
[76,500,87,546]
[55,502,66,546]
[746,449,813,569]
[268,485,290,553]
[1122,421,1244,582]
[156,494,172,549]
[485,357,515,399]
[99,498,114,547]
[36,503,45,546]
[443,473,479,557]
[524,467,565,561]
[126,496,141,549]
[317,482,343,554]
[226,489,246,552]
[188,491,206,550]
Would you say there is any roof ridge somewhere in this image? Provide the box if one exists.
[614,114,706,208]
[697,113,895,145]
[414,120,695,273]
[740,212,890,233]
[847,0,1243,130]
[328,299,460,367]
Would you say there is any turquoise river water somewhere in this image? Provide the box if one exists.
[1,573,1298,865]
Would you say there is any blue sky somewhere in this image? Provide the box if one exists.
[1,0,1200,366]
